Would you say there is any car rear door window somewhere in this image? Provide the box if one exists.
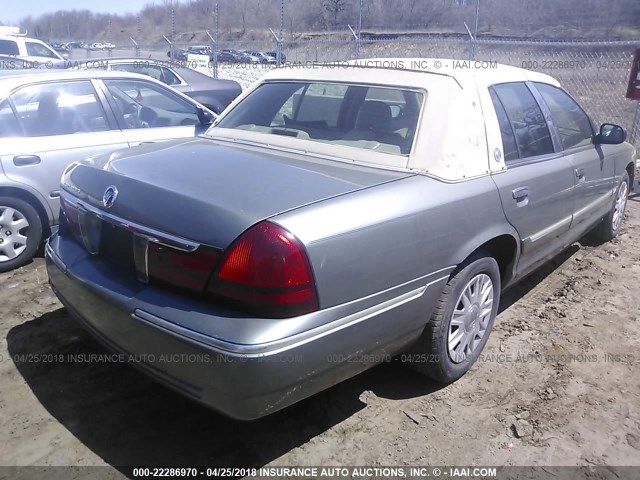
[0,40,19,55]
[489,89,519,162]
[103,79,199,129]
[25,42,59,59]
[9,81,110,137]
[534,82,593,150]
[493,82,554,159]
[161,67,182,86]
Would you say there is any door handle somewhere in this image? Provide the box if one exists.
[512,186,529,201]
[13,155,41,166]
[512,186,529,207]
[575,168,586,181]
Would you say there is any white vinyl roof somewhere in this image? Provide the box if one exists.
[213,59,563,180]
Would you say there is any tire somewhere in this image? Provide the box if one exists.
[592,171,629,243]
[406,253,501,383]
[0,197,43,273]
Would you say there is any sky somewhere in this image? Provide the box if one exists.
[1,0,172,24]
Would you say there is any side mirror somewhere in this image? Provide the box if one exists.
[196,106,216,126]
[596,123,626,145]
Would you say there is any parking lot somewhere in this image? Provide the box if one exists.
[1,179,639,471]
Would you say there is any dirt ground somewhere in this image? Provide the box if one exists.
[0,182,639,475]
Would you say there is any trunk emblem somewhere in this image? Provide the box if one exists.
[103,186,119,209]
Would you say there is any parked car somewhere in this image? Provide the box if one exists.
[169,45,212,61]
[50,42,70,53]
[0,69,216,272]
[216,51,242,63]
[0,34,65,62]
[46,59,635,420]
[89,42,106,51]
[246,50,276,64]
[236,51,261,64]
[67,41,88,49]
[265,50,286,62]
[74,58,241,113]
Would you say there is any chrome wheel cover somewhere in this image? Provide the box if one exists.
[0,206,30,262]
[612,180,628,232]
[448,273,494,364]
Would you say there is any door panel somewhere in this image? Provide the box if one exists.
[531,82,614,231]
[0,80,128,225]
[489,82,575,276]
[492,159,575,276]
[565,147,614,231]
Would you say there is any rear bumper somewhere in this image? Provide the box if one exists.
[46,233,445,420]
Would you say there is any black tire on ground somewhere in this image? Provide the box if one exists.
[592,171,630,243]
[0,196,43,273]
[406,252,501,383]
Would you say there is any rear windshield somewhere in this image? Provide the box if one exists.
[214,81,424,155]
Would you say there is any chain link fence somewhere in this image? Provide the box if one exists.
[65,35,640,151]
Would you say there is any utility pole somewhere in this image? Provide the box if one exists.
[357,0,363,36]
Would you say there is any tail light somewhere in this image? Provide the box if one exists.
[206,221,318,318]
[147,243,219,293]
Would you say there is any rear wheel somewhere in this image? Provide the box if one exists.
[0,197,42,273]
[406,253,501,383]
[592,171,629,242]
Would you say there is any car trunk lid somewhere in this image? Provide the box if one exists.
[63,137,414,249]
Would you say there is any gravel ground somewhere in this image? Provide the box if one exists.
[0,177,639,473]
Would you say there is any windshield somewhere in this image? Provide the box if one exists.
[213,81,424,156]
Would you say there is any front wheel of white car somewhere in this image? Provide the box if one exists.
[406,253,501,383]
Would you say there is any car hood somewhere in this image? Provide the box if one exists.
[63,137,414,248]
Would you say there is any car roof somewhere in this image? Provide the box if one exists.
[348,57,559,88]
[0,68,170,99]
[260,57,559,90]
[68,57,227,83]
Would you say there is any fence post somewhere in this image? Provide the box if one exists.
[270,28,282,66]
[206,31,217,78]
[163,35,174,60]
[463,22,476,60]
[630,102,640,150]
[348,24,359,59]
[130,37,139,58]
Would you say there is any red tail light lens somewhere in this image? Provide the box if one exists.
[147,244,220,293]
[208,221,318,318]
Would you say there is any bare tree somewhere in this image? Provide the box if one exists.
[323,0,348,28]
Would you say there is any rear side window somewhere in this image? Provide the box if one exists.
[0,40,19,55]
[9,81,109,137]
[162,67,181,86]
[493,82,554,159]
[0,101,21,137]
[489,89,519,162]
[534,82,593,150]
[25,42,59,59]
[104,79,199,129]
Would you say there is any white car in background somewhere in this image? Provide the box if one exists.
[0,34,65,63]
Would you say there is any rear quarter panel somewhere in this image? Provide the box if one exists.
[272,174,518,311]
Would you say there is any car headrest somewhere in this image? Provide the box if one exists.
[355,100,392,133]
